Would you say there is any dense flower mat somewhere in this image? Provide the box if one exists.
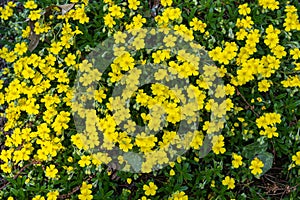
[0,0,300,199]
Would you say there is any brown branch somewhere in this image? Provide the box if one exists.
[0,160,40,190]
[235,87,260,117]
[58,185,81,199]
[57,175,94,199]
[257,192,267,200]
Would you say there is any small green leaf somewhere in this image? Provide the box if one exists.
[10,188,19,196]
[257,152,274,176]
[287,100,300,109]
[242,141,268,159]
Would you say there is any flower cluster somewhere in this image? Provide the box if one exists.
[78,182,93,200]
[0,0,300,199]
[0,2,15,20]
[256,112,281,138]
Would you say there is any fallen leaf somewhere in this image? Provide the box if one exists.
[28,21,40,52]
[58,4,74,15]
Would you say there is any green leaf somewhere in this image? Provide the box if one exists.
[287,100,300,109]
[188,7,197,21]
[104,190,114,197]
[242,141,268,159]
[256,152,274,176]
[6,178,17,185]
[10,188,19,196]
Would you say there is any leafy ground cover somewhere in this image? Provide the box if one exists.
[0,0,300,199]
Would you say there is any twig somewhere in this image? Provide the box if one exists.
[263,175,277,184]
[268,192,286,196]
[183,7,190,14]
[58,185,81,199]
[235,87,260,117]
[0,160,40,190]
[57,175,94,199]
[257,192,267,200]
[280,189,286,199]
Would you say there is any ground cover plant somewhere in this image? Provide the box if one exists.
[0,0,300,199]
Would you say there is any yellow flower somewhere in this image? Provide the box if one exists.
[163,34,177,47]
[104,14,115,28]
[190,17,207,33]
[143,182,158,196]
[0,149,13,162]
[132,37,145,50]
[238,16,254,29]
[258,80,272,92]
[215,85,225,98]
[258,0,279,10]
[169,169,175,176]
[78,155,91,167]
[212,135,226,155]
[49,42,62,55]
[161,0,172,7]
[225,84,235,96]
[14,42,28,55]
[168,191,188,200]
[211,180,215,187]
[290,48,300,60]
[128,0,140,10]
[259,126,278,138]
[132,14,146,27]
[24,1,38,9]
[45,164,58,179]
[232,153,243,168]
[135,132,157,153]
[0,6,13,20]
[249,157,264,175]
[22,26,31,38]
[109,5,123,18]
[78,182,93,200]
[32,195,45,200]
[236,29,247,40]
[222,176,235,189]
[292,151,300,165]
[256,113,281,128]
[238,3,251,16]
[64,53,76,66]
[67,157,73,162]
[0,163,12,173]
[114,31,127,44]
[127,178,132,184]
[28,9,41,21]
[81,181,93,190]
[47,190,59,200]
[294,63,300,71]
[7,2,16,8]
[73,5,89,24]
[208,47,222,62]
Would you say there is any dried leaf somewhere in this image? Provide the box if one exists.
[149,0,161,17]
[107,162,120,181]
[44,5,57,18]
[28,21,40,52]
[58,4,74,15]
[28,33,40,52]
